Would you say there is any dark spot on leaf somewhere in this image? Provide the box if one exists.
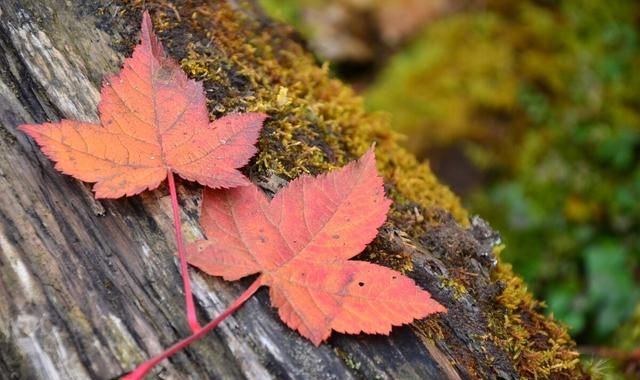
[358,282,365,287]
[332,234,340,239]
[157,64,175,81]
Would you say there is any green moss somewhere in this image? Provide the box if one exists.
[334,347,362,371]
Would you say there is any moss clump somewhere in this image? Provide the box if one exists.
[334,347,362,371]
[128,0,467,225]
[491,246,581,379]
[439,277,467,300]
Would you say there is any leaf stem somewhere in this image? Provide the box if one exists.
[167,171,201,333]
[121,277,264,380]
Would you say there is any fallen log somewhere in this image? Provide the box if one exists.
[0,1,583,379]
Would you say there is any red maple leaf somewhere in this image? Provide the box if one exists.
[188,147,446,344]
[121,148,445,380]
[18,11,266,333]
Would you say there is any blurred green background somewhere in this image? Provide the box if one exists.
[260,0,639,377]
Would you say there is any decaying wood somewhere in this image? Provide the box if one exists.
[0,1,581,379]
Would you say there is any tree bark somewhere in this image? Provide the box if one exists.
[0,1,583,379]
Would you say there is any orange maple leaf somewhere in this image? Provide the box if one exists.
[18,11,266,334]
[19,12,266,198]
[187,148,446,345]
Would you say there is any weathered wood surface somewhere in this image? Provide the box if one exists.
[0,1,581,380]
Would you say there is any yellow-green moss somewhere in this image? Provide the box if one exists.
[334,347,362,371]
[439,277,467,301]
[491,248,581,379]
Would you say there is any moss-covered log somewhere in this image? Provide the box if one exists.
[0,1,585,379]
